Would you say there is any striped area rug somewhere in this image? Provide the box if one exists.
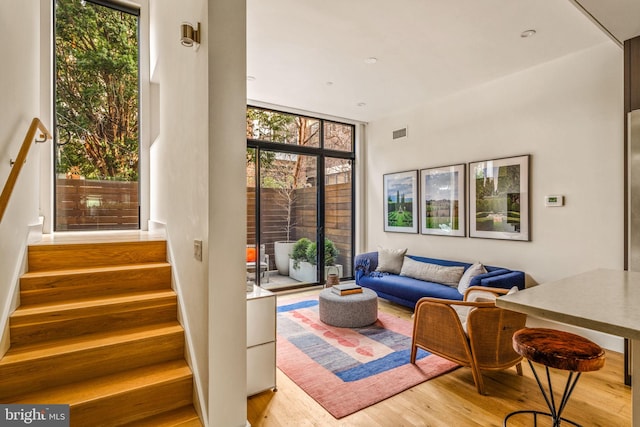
[276,297,459,419]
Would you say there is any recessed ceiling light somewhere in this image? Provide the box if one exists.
[357,102,366,107]
[364,57,378,64]
[247,75,256,81]
[520,29,536,38]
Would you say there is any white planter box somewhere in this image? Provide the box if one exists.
[274,241,296,275]
[288,260,343,283]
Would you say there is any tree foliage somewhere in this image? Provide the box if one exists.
[55,0,138,180]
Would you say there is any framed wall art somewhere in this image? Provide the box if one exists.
[420,164,465,237]
[383,170,418,233]
[469,155,530,241]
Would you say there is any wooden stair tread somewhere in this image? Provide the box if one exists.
[2,322,182,362]
[125,405,202,427]
[12,289,177,319]
[27,241,167,272]
[7,360,191,405]
[21,262,171,281]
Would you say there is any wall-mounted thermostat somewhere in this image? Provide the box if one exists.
[544,195,564,207]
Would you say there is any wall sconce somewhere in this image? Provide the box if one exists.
[180,22,201,47]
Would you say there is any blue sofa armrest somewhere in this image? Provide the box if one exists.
[354,252,378,283]
[472,270,525,290]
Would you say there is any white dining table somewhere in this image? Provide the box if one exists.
[496,268,640,426]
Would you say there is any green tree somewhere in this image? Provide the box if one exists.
[497,165,521,194]
[55,0,138,180]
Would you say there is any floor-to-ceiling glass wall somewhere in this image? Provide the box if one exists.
[323,121,354,281]
[54,0,140,231]
[246,107,355,290]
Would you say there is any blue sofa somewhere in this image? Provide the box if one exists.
[354,252,525,309]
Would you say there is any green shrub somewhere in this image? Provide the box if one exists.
[292,237,339,267]
[324,239,339,266]
[291,238,312,269]
[305,239,339,266]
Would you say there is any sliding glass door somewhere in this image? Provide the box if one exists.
[246,107,355,290]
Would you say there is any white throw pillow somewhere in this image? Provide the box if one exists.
[457,262,487,294]
[375,247,407,274]
[399,257,465,287]
[460,286,519,333]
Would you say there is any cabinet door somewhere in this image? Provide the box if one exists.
[247,341,276,396]
[247,296,275,347]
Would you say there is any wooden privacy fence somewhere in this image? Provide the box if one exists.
[56,178,139,231]
[247,183,353,277]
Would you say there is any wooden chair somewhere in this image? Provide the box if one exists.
[410,286,527,394]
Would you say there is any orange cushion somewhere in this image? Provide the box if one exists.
[246,247,257,262]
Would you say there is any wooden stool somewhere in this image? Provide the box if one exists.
[503,328,605,427]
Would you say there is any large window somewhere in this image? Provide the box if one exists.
[54,0,140,230]
[246,107,355,290]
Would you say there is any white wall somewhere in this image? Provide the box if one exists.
[208,0,248,425]
[0,1,47,354]
[150,0,247,425]
[149,0,211,421]
[365,42,624,347]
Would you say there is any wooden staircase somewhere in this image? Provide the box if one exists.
[0,240,202,426]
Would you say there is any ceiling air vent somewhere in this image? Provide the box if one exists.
[392,126,408,141]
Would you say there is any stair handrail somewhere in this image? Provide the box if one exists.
[0,117,52,223]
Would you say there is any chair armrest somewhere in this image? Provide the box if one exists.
[463,286,509,301]
[416,296,496,309]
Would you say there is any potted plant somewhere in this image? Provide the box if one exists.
[289,238,343,282]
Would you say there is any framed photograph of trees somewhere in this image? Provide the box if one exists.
[469,155,530,241]
[383,170,418,233]
[420,164,465,237]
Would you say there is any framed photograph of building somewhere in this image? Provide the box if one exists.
[420,164,465,236]
[383,170,418,233]
[469,155,530,241]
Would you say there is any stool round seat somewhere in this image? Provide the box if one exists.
[505,328,606,426]
[513,328,605,372]
[319,287,378,328]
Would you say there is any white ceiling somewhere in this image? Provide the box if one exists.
[246,0,635,123]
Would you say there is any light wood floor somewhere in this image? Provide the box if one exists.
[247,288,631,427]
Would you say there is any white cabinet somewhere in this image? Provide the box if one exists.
[247,286,276,396]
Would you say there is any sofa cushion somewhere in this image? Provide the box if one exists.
[375,247,407,274]
[246,247,257,262]
[359,273,463,303]
[458,262,487,294]
[400,256,464,287]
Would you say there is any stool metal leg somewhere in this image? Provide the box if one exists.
[503,360,583,427]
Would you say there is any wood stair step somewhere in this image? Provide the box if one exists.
[0,322,185,400]
[20,262,171,305]
[10,290,178,346]
[28,240,167,272]
[8,360,196,426]
[125,405,203,427]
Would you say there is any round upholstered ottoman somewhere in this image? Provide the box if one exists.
[319,287,378,327]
